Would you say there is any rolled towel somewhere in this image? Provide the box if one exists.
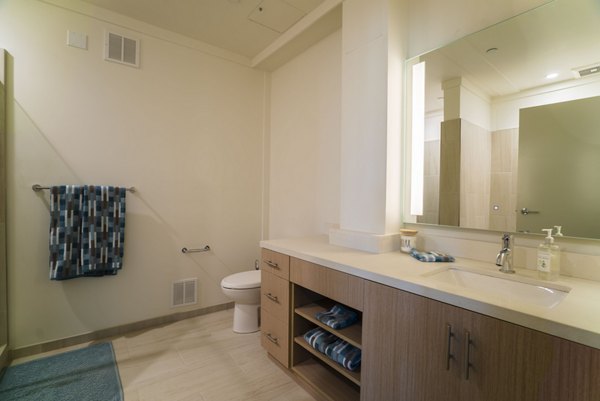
[303,327,338,354]
[324,339,362,372]
[315,304,359,330]
[410,249,455,262]
[303,327,362,372]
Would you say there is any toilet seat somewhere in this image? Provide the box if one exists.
[221,270,260,290]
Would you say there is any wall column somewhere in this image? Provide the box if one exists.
[329,0,408,253]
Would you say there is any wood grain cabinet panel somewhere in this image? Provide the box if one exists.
[261,309,289,367]
[362,280,600,401]
[290,258,363,311]
[261,270,289,322]
[260,249,291,368]
[261,248,290,280]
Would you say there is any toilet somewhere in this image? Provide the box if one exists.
[220,270,261,333]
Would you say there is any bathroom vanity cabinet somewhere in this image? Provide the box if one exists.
[362,280,600,401]
[260,248,600,401]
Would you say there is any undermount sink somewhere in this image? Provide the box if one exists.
[422,266,571,308]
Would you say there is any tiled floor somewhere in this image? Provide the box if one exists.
[11,309,316,401]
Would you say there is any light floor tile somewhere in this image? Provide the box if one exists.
[13,309,315,401]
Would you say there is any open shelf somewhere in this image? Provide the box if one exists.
[291,283,363,400]
[293,358,360,401]
[294,336,361,386]
[294,302,362,348]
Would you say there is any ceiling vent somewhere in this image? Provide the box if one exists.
[573,64,600,79]
[104,31,140,68]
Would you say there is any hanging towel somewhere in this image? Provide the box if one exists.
[315,304,359,330]
[303,327,362,372]
[49,185,126,280]
[410,248,455,262]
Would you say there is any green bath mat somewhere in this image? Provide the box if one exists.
[0,342,123,401]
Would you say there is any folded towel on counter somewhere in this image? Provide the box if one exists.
[315,304,359,330]
[303,327,362,372]
[410,249,455,262]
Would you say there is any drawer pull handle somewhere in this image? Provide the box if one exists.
[265,293,279,303]
[265,260,280,269]
[446,324,455,370]
[464,330,473,380]
[266,333,279,345]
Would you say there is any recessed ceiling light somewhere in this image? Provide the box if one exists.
[546,72,559,79]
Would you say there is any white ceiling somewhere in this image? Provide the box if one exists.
[79,0,325,59]
[418,0,600,113]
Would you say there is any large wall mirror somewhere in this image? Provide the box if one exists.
[404,0,600,240]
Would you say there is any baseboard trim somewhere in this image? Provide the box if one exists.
[9,302,234,360]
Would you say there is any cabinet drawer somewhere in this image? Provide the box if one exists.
[261,310,289,367]
[261,248,290,280]
[261,270,290,322]
[290,258,364,311]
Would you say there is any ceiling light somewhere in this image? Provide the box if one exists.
[546,72,559,79]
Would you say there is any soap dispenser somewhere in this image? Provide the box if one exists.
[537,228,561,281]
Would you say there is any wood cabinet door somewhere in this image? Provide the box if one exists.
[362,281,456,401]
[420,299,464,401]
[460,309,600,401]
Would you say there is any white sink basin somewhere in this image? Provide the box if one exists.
[422,266,571,308]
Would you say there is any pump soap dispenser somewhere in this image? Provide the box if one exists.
[537,228,561,281]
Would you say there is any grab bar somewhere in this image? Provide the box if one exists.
[181,246,211,254]
[32,184,136,193]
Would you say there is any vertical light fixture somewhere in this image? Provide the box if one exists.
[410,61,425,216]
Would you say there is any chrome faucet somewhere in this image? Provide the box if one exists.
[496,233,515,274]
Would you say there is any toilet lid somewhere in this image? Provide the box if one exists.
[221,270,261,289]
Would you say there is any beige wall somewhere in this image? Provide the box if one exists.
[1,0,265,349]
[489,128,519,232]
[418,139,440,225]
[269,30,341,239]
[460,119,491,230]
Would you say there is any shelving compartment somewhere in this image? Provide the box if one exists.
[291,284,362,401]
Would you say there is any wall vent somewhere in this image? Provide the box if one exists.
[104,31,140,68]
[573,64,600,78]
[172,278,197,308]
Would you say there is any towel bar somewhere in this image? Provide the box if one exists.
[182,246,211,254]
[32,184,136,193]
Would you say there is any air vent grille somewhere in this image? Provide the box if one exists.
[172,278,197,308]
[573,64,600,78]
[105,31,140,68]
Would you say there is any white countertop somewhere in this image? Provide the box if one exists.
[260,235,600,349]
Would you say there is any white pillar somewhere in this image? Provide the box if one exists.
[329,0,408,253]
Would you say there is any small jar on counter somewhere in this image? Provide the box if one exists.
[399,229,418,253]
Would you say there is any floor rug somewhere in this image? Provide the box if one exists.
[0,342,123,401]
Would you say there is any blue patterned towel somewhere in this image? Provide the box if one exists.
[410,248,455,262]
[49,185,127,280]
[315,304,359,330]
[303,327,361,372]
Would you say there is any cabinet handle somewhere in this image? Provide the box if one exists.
[464,330,473,380]
[265,333,279,345]
[265,260,280,269]
[446,324,455,370]
[265,293,279,303]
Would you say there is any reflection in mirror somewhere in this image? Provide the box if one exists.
[405,0,600,240]
[517,96,600,238]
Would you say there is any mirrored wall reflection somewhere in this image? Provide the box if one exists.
[405,0,600,240]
